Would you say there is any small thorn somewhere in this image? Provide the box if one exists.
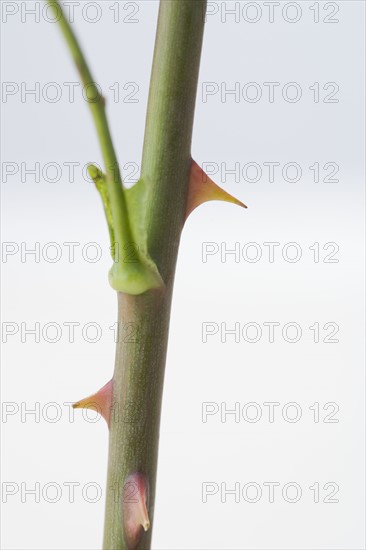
[142,520,150,532]
[123,472,150,549]
[73,379,113,427]
[185,159,247,220]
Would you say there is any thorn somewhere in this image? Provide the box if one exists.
[123,472,150,549]
[73,379,113,427]
[185,159,247,220]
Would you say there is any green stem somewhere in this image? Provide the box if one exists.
[46,0,134,253]
[103,1,206,548]
[48,0,206,546]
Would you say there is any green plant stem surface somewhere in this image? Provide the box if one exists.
[48,0,207,546]
[104,1,206,548]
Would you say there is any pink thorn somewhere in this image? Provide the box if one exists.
[73,379,113,427]
[123,472,150,549]
[185,158,247,220]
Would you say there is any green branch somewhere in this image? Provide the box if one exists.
[47,0,207,548]
[47,0,163,294]
[104,1,207,548]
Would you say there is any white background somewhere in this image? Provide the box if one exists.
[1,1,365,549]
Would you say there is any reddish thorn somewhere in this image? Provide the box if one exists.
[185,158,247,220]
[73,379,113,427]
[123,472,150,549]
